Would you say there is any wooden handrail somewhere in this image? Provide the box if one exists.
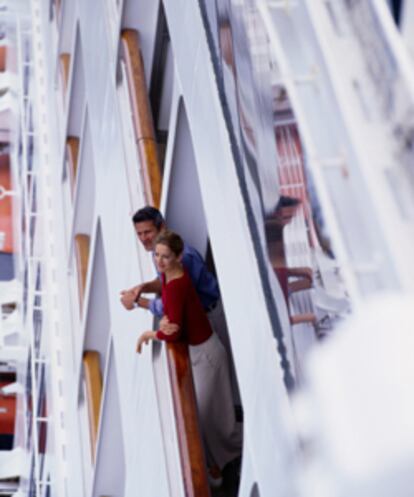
[83,350,102,462]
[59,53,71,94]
[120,29,162,208]
[0,46,6,72]
[166,343,211,497]
[66,136,80,195]
[121,27,208,495]
[74,234,90,313]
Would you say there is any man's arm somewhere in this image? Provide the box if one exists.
[181,247,220,305]
[120,277,162,310]
[137,296,164,318]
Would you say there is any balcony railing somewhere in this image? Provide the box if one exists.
[166,343,210,497]
[120,27,209,495]
[120,29,162,208]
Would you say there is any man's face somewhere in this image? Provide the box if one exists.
[134,221,161,252]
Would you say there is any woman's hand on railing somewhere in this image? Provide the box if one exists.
[136,330,156,353]
[159,316,179,335]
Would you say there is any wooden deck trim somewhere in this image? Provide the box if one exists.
[0,46,7,72]
[59,53,71,94]
[66,136,80,195]
[120,29,162,208]
[83,350,102,462]
[166,342,211,497]
[74,234,90,313]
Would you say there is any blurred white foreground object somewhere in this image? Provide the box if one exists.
[295,293,414,497]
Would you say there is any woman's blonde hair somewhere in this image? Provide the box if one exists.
[155,230,184,257]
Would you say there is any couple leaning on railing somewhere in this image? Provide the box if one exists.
[120,206,242,490]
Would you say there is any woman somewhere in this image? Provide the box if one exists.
[136,230,242,484]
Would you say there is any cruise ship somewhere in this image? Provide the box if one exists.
[0,0,414,496]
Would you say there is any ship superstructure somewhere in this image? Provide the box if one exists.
[0,1,413,497]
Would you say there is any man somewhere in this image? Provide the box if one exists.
[120,206,220,317]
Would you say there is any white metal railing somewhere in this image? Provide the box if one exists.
[257,0,414,302]
[256,0,362,306]
[27,0,89,495]
[14,9,47,497]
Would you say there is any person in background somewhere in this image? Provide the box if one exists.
[136,230,242,486]
[267,196,316,325]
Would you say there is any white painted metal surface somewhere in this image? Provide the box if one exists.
[295,293,414,497]
[4,0,414,496]
[401,2,414,60]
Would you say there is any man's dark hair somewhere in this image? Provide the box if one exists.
[276,195,301,211]
[132,206,164,229]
